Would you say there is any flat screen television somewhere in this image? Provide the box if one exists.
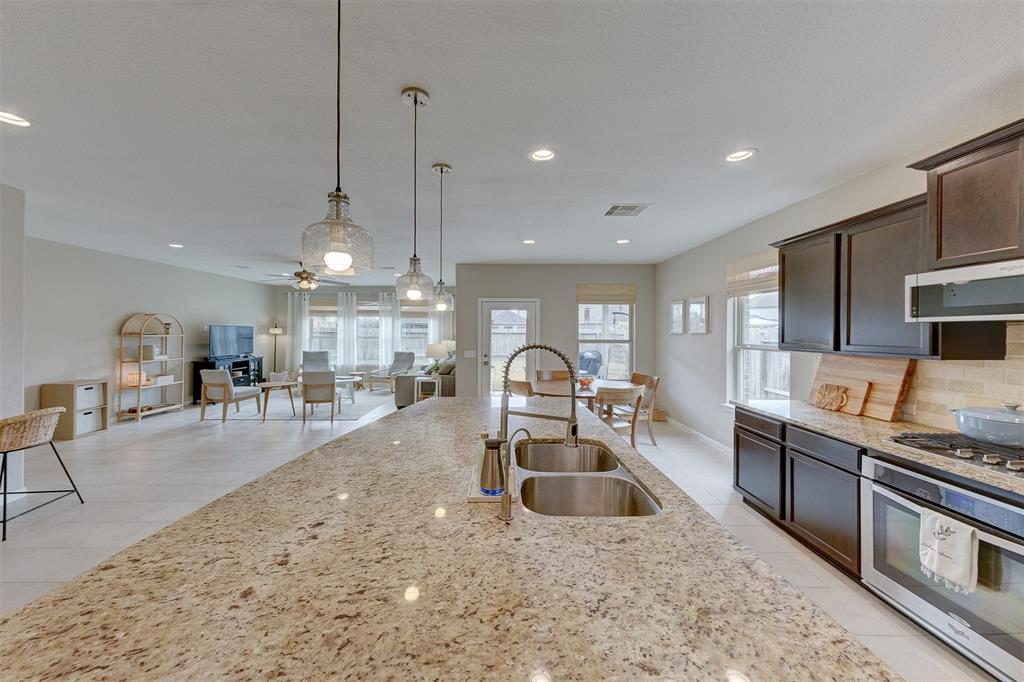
[209,325,254,358]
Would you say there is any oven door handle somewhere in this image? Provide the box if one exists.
[870,482,1024,552]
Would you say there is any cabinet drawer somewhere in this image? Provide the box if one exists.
[786,426,862,473]
[75,384,103,409]
[75,408,103,436]
[785,449,860,576]
[734,408,784,442]
[733,426,784,519]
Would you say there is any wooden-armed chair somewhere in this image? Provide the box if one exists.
[612,372,661,445]
[301,371,341,423]
[595,385,645,448]
[535,370,571,381]
[199,369,261,422]
[508,380,535,396]
[367,352,416,392]
[0,407,84,541]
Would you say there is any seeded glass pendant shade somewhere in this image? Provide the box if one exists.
[432,162,454,312]
[301,191,374,276]
[397,86,434,302]
[299,0,375,277]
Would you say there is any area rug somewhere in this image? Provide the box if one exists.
[216,388,393,421]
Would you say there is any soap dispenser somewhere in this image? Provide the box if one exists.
[479,437,505,496]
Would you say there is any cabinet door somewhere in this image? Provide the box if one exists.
[927,137,1024,269]
[779,233,839,351]
[733,426,783,519]
[840,201,933,356]
[785,449,860,576]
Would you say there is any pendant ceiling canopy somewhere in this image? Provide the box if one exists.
[396,86,435,302]
[300,0,375,277]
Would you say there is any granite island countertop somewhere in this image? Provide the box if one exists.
[0,397,899,681]
[734,399,1024,499]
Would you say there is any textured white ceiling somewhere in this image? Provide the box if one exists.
[1,0,1023,285]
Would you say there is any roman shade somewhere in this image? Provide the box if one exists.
[576,283,636,304]
[726,249,779,297]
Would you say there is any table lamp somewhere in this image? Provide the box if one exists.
[442,339,456,358]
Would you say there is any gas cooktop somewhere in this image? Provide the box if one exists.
[892,432,1024,477]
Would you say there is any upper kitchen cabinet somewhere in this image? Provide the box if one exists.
[910,118,1024,270]
[778,233,839,352]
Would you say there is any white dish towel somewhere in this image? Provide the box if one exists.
[919,508,978,594]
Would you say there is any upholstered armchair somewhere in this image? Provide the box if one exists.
[199,369,261,422]
[367,352,416,392]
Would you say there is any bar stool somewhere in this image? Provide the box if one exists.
[0,407,84,541]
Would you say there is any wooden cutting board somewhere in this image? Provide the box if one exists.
[810,356,914,421]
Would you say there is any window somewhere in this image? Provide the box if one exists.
[730,291,790,400]
[357,314,379,365]
[307,310,338,366]
[577,303,633,380]
[399,316,430,360]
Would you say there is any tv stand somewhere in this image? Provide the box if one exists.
[191,355,263,405]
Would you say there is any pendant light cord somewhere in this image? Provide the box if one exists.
[335,0,342,192]
[412,93,419,257]
[438,169,444,281]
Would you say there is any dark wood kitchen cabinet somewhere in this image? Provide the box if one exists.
[778,233,839,352]
[733,421,784,520]
[784,446,861,577]
[910,118,1024,270]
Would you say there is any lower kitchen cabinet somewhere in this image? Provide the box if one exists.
[784,448,860,576]
[733,426,783,520]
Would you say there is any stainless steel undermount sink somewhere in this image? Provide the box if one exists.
[519,474,661,517]
[514,440,618,473]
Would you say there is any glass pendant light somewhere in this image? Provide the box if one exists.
[432,163,454,312]
[396,87,435,302]
[300,0,375,277]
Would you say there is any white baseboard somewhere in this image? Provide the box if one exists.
[664,417,731,454]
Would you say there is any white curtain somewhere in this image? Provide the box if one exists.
[429,307,454,344]
[286,292,310,371]
[336,292,358,375]
[378,292,402,369]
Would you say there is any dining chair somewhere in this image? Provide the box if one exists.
[613,372,661,445]
[508,380,535,396]
[301,370,340,423]
[0,407,84,541]
[595,385,645,448]
[199,369,261,422]
[535,369,571,381]
[302,350,331,372]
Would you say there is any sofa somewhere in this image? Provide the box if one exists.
[394,361,456,408]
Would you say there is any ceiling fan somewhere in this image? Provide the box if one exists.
[259,262,348,290]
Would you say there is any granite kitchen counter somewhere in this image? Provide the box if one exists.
[735,399,1024,499]
[0,397,898,680]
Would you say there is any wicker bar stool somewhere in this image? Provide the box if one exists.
[0,407,84,541]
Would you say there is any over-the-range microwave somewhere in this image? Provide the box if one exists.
[906,258,1024,322]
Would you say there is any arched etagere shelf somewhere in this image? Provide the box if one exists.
[118,313,186,422]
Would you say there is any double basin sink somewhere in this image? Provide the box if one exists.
[513,440,662,517]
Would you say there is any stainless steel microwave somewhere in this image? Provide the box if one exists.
[906,259,1024,322]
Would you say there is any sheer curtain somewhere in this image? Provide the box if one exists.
[429,308,454,344]
[378,292,402,368]
[336,292,358,375]
[286,292,310,372]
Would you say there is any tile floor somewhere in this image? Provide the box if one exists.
[0,400,992,680]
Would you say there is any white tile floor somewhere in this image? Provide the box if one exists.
[0,402,992,680]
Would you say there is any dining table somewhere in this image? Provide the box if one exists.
[529,378,642,412]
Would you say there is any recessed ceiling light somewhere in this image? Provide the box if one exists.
[724,148,757,162]
[0,111,31,127]
[528,147,557,162]
[522,239,536,245]
[616,239,630,244]
[168,243,184,249]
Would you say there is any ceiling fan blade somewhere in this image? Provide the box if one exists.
[318,279,350,286]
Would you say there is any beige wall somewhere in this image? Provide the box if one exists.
[903,323,1024,429]
[1,185,26,491]
[655,110,1023,446]
[23,238,276,410]
[454,263,656,396]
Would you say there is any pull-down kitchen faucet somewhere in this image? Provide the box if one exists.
[495,343,579,522]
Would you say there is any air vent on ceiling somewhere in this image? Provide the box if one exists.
[604,203,650,217]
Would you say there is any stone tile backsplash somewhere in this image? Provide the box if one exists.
[901,322,1024,429]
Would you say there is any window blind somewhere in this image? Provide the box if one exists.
[726,249,779,297]
[576,283,636,304]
